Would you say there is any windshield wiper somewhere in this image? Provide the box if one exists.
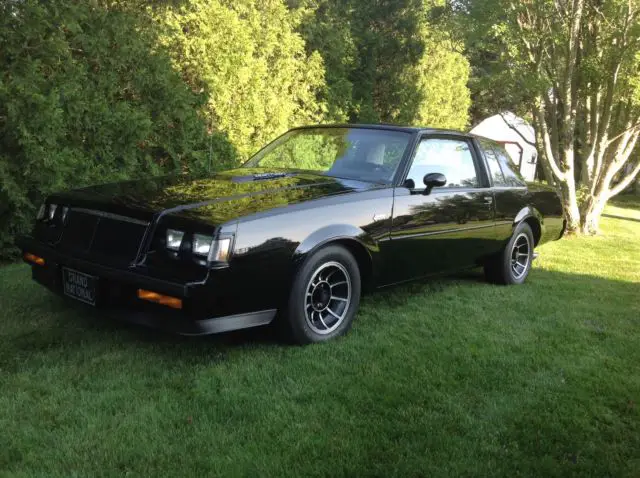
[232,172,290,183]
[252,172,289,181]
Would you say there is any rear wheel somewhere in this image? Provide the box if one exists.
[283,245,361,344]
[485,222,534,285]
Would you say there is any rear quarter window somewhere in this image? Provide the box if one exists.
[479,140,507,186]
[493,145,526,187]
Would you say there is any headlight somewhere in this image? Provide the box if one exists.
[192,234,233,263]
[164,229,233,266]
[43,203,58,221]
[36,203,69,226]
[192,234,213,256]
[208,237,233,263]
[36,204,46,220]
[38,203,62,222]
[166,229,185,251]
[48,204,58,220]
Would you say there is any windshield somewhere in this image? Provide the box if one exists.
[243,127,411,183]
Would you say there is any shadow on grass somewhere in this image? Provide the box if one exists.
[51,268,489,346]
[365,268,486,308]
[602,213,640,223]
[609,194,640,210]
[3,265,638,370]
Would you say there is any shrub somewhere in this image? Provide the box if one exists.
[151,0,327,158]
[0,1,231,259]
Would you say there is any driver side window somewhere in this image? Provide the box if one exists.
[405,138,479,189]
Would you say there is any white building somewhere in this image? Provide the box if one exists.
[470,112,538,181]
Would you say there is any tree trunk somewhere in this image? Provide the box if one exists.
[560,176,581,233]
[580,193,607,234]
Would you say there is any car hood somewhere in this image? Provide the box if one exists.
[50,168,379,225]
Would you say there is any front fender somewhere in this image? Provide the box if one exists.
[294,224,378,259]
[293,224,381,286]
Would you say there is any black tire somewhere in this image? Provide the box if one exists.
[484,222,535,285]
[283,245,361,344]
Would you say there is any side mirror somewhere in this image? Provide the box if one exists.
[423,173,447,194]
[403,178,416,189]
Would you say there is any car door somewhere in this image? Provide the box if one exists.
[386,135,496,283]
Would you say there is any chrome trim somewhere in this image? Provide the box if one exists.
[192,309,277,335]
[70,208,150,226]
[390,222,494,240]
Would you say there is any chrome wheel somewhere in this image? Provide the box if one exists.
[510,233,531,280]
[304,261,351,335]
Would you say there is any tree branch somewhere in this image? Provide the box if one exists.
[608,159,640,197]
[498,112,537,147]
[535,99,566,180]
[621,129,640,159]
[607,121,640,146]
[610,131,640,177]
[545,89,562,160]
[560,0,584,137]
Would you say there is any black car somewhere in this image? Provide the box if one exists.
[19,125,565,343]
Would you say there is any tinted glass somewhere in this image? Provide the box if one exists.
[479,140,507,186]
[244,128,411,184]
[405,138,478,188]
[494,146,526,187]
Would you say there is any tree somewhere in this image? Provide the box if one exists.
[399,28,471,129]
[292,0,471,129]
[458,0,640,233]
[150,0,327,159]
[0,0,216,259]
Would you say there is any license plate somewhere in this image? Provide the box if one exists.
[62,268,97,306]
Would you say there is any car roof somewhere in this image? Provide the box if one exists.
[291,123,472,137]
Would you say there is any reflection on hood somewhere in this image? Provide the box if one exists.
[51,167,380,225]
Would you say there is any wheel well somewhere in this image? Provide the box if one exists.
[333,239,373,291]
[524,217,542,246]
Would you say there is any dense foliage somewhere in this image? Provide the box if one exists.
[0,1,224,259]
[292,0,471,129]
[150,0,327,159]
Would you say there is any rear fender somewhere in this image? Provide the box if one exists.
[513,206,545,244]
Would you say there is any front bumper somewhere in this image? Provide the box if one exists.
[17,236,276,335]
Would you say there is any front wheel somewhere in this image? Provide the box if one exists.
[283,245,361,344]
[485,222,535,285]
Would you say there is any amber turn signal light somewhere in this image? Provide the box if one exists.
[24,252,45,266]
[137,289,183,309]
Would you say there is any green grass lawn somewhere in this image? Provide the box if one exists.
[1,200,639,477]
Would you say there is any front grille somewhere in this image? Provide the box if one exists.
[59,210,99,253]
[91,217,147,260]
[59,209,149,263]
